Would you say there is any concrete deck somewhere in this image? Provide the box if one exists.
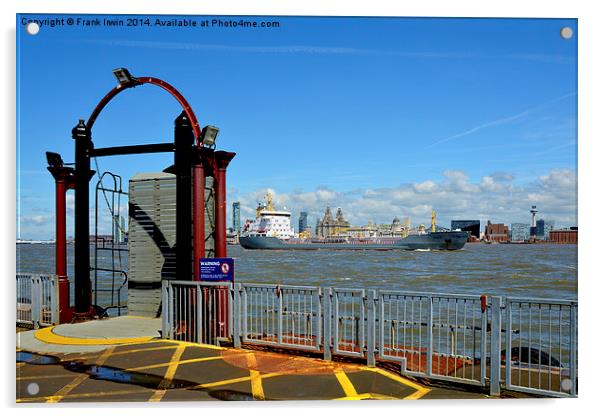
[16,317,493,403]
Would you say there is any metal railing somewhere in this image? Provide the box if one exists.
[161,280,577,397]
[162,280,232,344]
[16,274,59,328]
[501,297,578,397]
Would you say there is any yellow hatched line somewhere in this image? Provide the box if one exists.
[45,346,115,403]
[127,354,225,372]
[365,367,431,399]
[148,344,186,402]
[245,353,265,400]
[69,345,178,362]
[333,369,358,398]
[192,371,283,390]
[18,388,145,403]
[162,339,226,350]
[18,374,82,381]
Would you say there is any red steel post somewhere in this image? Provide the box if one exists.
[48,167,74,323]
[56,176,72,322]
[213,151,236,258]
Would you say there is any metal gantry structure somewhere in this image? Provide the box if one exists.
[46,68,235,320]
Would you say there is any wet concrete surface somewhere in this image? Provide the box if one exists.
[15,325,493,403]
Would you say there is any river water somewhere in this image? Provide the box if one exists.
[16,242,577,314]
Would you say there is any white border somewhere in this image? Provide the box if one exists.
[3,1,600,415]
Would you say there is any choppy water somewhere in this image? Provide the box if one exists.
[16,242,578,313]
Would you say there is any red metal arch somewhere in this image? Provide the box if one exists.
[86,76,202,145]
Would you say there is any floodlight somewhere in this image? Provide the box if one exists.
[46,151,64,167]
[200,125,220,147]
[112,67,136,85]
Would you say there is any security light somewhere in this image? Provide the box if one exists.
[112,67,136,85]
[200,125,220,147]
[46,151,64,167]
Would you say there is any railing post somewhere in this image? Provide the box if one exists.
[426,296,433,377]
[490,296,502,396]
[32,275,40,329]
[505,299,513,389]
[196,285,203,344]
[52,276,60,325]
[233,283,242,348]
[366,290,376,367]
[168,282,174,339]
[323,287,332,361]
[161,280,169,339]
[277,286,283,345]
[569,302,577,397]
[480,295,488,386]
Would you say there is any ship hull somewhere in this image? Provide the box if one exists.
[239,232,468,251]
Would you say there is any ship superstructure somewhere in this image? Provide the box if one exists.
[241,194,468,251]
[244,192,295,240]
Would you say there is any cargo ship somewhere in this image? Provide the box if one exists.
[239,193,468,251]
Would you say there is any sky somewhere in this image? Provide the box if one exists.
[16,14,577,239]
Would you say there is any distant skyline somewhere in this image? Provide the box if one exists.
[17,15,577,239]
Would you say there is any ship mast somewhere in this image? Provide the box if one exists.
[431,209,436,233]
[267,191,274,211]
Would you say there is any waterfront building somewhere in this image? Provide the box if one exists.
[232,202,241,235]
[298,211,308,233]
[451,220,480,238]
[484,220,509,242]
[315,207,350,237]
[549,228,578,244]
[511,223,530,242]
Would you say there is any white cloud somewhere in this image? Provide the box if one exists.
[233,168,577,229]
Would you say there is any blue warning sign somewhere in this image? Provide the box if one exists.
[199,258,234,282]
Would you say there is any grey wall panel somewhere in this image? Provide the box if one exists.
[128,172,216,317]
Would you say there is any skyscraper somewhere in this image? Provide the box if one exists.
[232,202,241,235]
[298,211,308,233]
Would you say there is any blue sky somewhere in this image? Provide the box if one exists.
[16,15,577,239]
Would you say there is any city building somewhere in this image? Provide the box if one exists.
[549,227,578,244]
[451,220,480,239]
[315,207,350,237]
[298,211,308,233]
[232,202,241,235]
[484,221,509,243]
[535,219,555,240]
[510,223,530,242]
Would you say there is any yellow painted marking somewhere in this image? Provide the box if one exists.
[127,355,221,372]
[68,345,178,362]
[46,346,115,403]
[149,344,186,402]
[365,367,431,399]
[192,371,282,390]
[18,388,146,403]
[162,339,226,350]
[18,374,82,381]
[246,353,265,400]
[35,326,154,345]
[335,392,397,400]
[334,368,358,398]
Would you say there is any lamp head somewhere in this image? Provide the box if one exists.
[46,151,64,168]
[112,67,137,85]
[200,125,220,147]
